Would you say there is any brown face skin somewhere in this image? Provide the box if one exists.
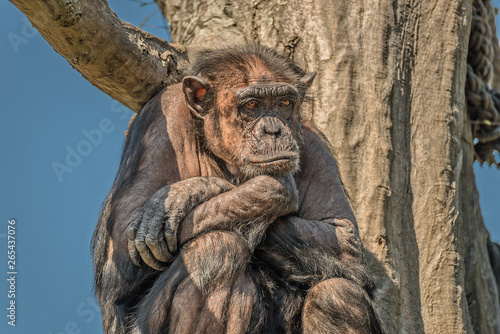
[205,81,302,181]
[93,46,384,334]
[185,58,307,183]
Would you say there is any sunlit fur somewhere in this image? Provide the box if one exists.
[93,45,384,334]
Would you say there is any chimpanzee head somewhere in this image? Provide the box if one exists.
[182,45,315,180]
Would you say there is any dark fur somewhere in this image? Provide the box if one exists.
[192,47,307,89]
[92,45,384,333]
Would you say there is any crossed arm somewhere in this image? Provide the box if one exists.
[126,174,362,287]
[125,122,364,285]
[126,174,299,270]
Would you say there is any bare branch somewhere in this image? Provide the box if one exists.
[10,0,190,112]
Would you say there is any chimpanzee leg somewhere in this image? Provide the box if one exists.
[302,278,384,334]
[133,231,258,334]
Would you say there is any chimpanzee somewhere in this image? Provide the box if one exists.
[92,45,384,334]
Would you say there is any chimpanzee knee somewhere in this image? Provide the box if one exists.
[181,231,251,292]
[133,231,255,334]
[302,278,384,334]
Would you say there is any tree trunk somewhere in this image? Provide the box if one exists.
[160,0,499,333]
[11,0,500,332]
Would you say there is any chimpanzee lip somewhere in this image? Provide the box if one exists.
[248,153,297,165]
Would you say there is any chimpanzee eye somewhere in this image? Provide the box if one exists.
[279,98,291,107]
[245,100,258,109]
[278,98,294,119]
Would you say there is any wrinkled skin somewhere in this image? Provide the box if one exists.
[127,177,236,270]
[92,46,384,334]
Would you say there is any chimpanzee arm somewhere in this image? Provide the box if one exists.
[97,90,233,272]
[93,93,189,330]
[255,122,373,291]
[97,95,176,275]
[177,174,299,248]
[127,177,234,270]
[128,170,298,270]
[254,216,373,291]
[124,93,301,270]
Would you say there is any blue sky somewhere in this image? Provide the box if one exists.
[1,1,499,333]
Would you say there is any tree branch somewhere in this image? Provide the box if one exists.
[10,0,190,112]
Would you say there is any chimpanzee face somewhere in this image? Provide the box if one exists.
[231,82,302,177]
[182,61,314,180]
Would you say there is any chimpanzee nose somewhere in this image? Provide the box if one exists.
[262,117,282,136]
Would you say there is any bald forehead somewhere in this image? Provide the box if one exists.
[210,56,291,87]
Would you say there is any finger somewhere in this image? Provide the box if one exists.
[162,197,188,256]
[164,231,178,255]
[146,198,175,262]
[135,236,166,271]
[135,217,166,270]
[164,218,179,255]
[126,218,141,267]
[145,214,172,263]
[146,234,174,263]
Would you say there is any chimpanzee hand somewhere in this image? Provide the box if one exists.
[175,173,299,249]
[250,173,299,218]
[127,177,234,270]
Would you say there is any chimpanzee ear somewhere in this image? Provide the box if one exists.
[300,72,317,89]
[182,76,211,119]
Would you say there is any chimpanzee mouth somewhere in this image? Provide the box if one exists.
[248,153,298,167]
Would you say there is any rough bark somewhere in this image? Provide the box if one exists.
[12,0,500,332]
[9,0,190,112]
[489,6,500,90]
[159,0,500,333]
[462,124,500,333]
